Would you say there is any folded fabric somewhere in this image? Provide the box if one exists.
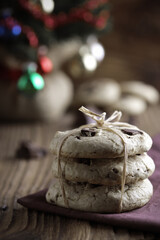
[17,134,160,233]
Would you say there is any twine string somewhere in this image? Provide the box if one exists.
[57,106,128,212]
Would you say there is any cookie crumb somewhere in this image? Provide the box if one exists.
[15,140,48,159]
[0,205,8,211]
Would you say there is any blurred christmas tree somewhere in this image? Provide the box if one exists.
[0,0,111,63]
[0,0,112,120]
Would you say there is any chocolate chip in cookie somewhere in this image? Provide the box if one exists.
[121,129,143,136]
[81,128,97,137]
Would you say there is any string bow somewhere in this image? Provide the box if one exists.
[79,106,122,127]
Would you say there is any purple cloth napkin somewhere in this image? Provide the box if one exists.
[17,134,160,233]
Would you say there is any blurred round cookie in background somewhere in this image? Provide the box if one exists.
[75,78,121,107]
[121,80,159,105]
[111,95,147,116]
[111,80,159,116]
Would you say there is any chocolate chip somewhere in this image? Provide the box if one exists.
[76,158,91,165]
[81,128,97,137]
[90,184,102,188]
[121,129,143,136]
[112,168,119,174]
[0,205,8,211]
[15,140,48,159]
[76,136,81,140]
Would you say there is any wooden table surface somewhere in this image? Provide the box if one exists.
[0,104,160,240]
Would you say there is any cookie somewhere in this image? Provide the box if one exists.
[46,178,153,213]
[52,153,155,185]
[112,95,147,115]
[75,79,121,106]
[50,125,152,158]
[121,80,159,104]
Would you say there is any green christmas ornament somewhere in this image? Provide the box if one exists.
[17,71,45,95]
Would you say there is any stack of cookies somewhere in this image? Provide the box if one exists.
[46,108,155,213]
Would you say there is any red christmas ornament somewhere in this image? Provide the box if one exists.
[39,56,53,73]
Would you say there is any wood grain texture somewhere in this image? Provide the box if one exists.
[0,105,160,240]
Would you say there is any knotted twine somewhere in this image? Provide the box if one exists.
[57,106,131,212]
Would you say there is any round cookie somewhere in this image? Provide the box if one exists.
[121,80,159,104]
[46,178,153,213]
[50,125,152,158]
[112,95,147,115]
[52,153,155,185]
[75,79,121,106]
